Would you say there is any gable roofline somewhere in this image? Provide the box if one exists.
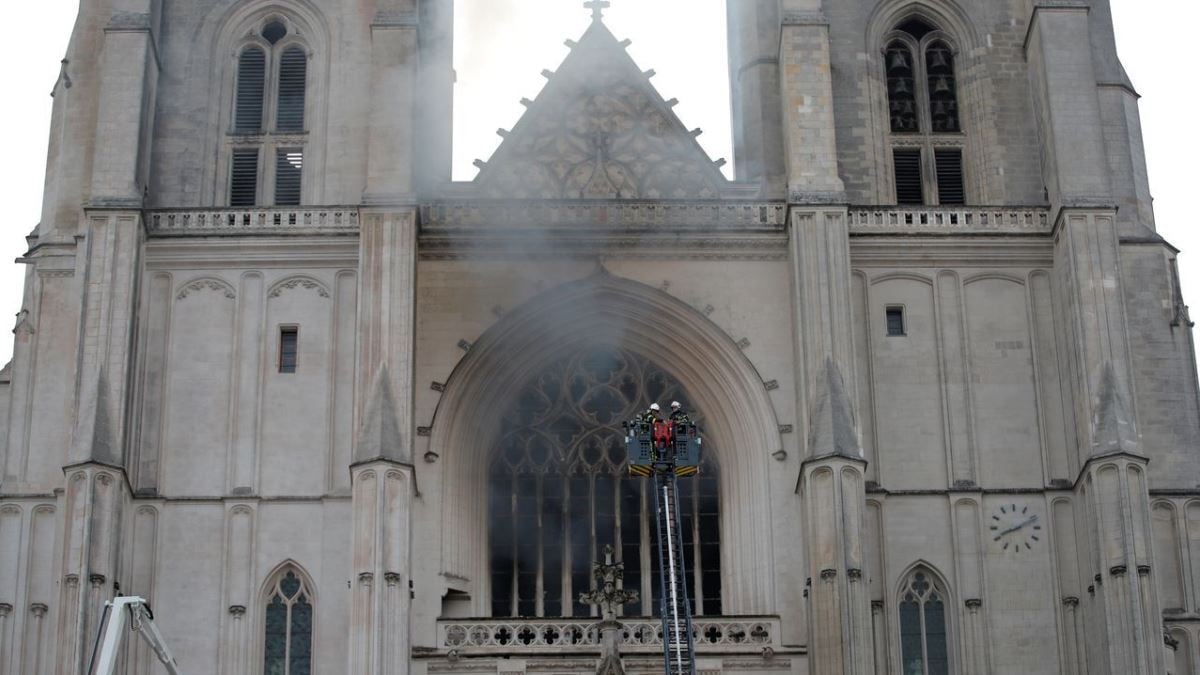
[468,18,734,201]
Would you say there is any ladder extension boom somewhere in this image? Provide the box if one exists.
[93,596,182,675]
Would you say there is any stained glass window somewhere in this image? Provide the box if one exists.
[263,569,313,675]
[488,346,721,618]
[898,570,951,675]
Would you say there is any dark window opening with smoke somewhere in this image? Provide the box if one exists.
[488,346,721,618]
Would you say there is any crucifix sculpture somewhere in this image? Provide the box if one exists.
[584,0,611,21]
[579,545,639,675]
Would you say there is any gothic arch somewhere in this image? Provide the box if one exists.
[200,0,332,205]
[254,560,318,675]
[892,561,959,674]
[432,271,779,615]
[267,274,331,299]
[865,0,992,204]
[866,0,981,55]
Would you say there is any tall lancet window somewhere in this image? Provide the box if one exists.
[488,347,721,618]
[884,17,965,205]
[898,569,951,675]
[229,18,310,206]
[263,568,314,675]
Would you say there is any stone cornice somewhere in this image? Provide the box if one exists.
[850,237,1053,267]
[144,238,358,268]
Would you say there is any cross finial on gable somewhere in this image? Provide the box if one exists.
[584,0,610,21]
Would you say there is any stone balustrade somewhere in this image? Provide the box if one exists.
[436,616,780,655]
[848,206,1051,234]
[420,201,788,230]
[146,207,360,236]
[144,204,1051,238]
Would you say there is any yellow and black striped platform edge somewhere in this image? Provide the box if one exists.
[674,465,699,477]
[629,465,652,477]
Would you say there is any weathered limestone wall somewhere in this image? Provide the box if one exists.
[849,255,1077,488]
[134,238,359,497]
[1120,244,1200,487]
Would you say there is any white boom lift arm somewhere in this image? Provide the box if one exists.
[92,596,182,675]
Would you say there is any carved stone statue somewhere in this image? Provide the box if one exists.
[579,545,639,675]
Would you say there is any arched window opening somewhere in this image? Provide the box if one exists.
[235,47,267,133]
[898,570,950,675]
[488,346,721,618]
[884,18,965,205]
[227,18,309,206]
[885,42,918,133]
[926,41,959,133]
[263,568,313,675]
[276,47,308,133]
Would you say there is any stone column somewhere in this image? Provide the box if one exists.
[1077,450,1164,674]
[364,2,418,204]
[1052,204,1164,672]
[798,454,873,675]
[350,208,418,674]
[778,6,845,203]
[54,463,127,675]
[52,209,144,675]
[89,4,159,207]
[416,0,455,192]
[726,0,785,196]
[349,371,415,675]
[790,204,874,673]
[1025,3,1112,207]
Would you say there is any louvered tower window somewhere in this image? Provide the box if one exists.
[276,48,308,133]
[883,18,966,205]
[235,48,266,132]
[226,19,309,206]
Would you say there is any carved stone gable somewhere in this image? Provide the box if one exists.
[474,20,727,200]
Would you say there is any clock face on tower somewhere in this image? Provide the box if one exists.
[990,503,1041,554]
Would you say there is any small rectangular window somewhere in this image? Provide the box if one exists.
[275,149,303,206]
[935,148,965,205]
[886,306,906,336]
[893,148,924,205]
[279,326,299,373]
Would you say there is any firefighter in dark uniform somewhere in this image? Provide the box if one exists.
[669,401,691,425]
[639,402,663,424]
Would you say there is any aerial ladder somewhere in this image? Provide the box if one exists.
[626,408,701,675]
[89,595,182,675]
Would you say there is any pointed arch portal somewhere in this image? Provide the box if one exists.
[433,272,778,616]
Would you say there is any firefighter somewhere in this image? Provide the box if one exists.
[640,402,663,424]
[669,401,691,425]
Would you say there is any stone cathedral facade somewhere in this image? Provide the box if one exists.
[1,0,1199,673]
